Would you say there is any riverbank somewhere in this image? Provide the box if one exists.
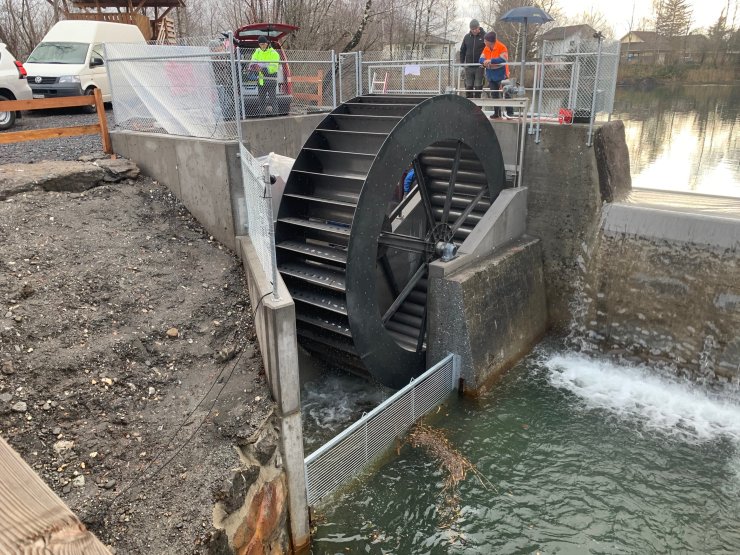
[618,64,740,86]
[0,167,273,554]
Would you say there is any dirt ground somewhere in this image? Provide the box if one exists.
[0,172,273,554]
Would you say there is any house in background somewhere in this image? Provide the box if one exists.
[538,24,598,56]
[620,31,671,64]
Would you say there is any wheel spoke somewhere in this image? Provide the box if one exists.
[442,141,463,225]
[378,253,400,298]
[450,186,487,236]
[388,183,419,221]
[382,261,427,325]
[415,303,428,352]
[412,157,436,229]
[378,231,434,255]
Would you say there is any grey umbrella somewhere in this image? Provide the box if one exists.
[500,6,554,86]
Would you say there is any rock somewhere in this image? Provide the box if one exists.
[0,393,12,403]
[53,440,75,453]
[62,485,72,494]
[78,152,108,162]
[103,479,117,490]
[95,158,140,182]
[0,161,106,201]
[19,283,34,299]
[166,327,179,338]
[593,120,632,203]
[72,475,86,488]
[4,311,11,318]
[51,427,61,435]
[1,360,14,375]
[11,401,27,413]
[222,466,260,514]
[148,387,156,396]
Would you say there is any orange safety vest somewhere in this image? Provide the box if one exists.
[482,41,510,78]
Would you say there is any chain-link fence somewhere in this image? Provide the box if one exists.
[360,50,453,95]
[239,144,279,295]
[533,37,621,144]
[106,39,619,145]
[106,38,240,139]
[304,353,461,506]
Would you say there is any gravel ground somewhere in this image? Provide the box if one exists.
[0,173,273,554]
[0,108,116,164]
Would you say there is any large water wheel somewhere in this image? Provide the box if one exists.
[275,94,505,389]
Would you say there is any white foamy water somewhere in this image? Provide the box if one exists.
[545,353,740,443]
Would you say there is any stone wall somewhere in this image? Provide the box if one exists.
[573,222,740,382]
[428,237,549,390]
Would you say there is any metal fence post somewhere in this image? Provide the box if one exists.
[331,50,338,108]
[535,46,546,143]
[338,53,344,104]
[228,31,243,141]
[587,35,603,147]
[357,51,363,96]
[262,163,280,300]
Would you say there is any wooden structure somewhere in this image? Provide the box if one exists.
[46,0,183,41]
[0,436,111,554]
[291,70,324,106]
[0,88,112,154]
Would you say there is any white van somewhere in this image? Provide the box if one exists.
[24,20,145,104]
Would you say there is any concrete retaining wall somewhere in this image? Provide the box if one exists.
[110,131,241,252]
[428,236,548,390]
[241,114,326,158]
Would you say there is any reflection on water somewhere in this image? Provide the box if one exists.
[613,84,739,198]
[311,342,740,554]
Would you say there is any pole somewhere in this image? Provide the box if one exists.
[587,33,603,147]
[331,50,338,108]
[228,31,243,142]
[262,163,280,301]
[520,18,527,88]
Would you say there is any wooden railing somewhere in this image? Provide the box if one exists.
[0,88,112,154]
[291,70,324,106]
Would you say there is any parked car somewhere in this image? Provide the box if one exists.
[24,20,146,108]
[233,23,299,116]
[0,43,32,130]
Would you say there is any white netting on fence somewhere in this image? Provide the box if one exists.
[239,144,277,286]
[106,39,239,139]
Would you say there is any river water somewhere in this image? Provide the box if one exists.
[612,84,740,198]
[306,341,740,553]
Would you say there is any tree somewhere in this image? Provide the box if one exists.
[566,8,614,38]
[653,0,692,39]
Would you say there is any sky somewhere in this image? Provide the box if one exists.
[458,0,737,40]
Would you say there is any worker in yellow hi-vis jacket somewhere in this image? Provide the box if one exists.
[249,36,280,116]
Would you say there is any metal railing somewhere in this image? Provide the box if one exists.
[304,353,461,506]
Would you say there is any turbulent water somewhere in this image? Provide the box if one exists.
[306,342,740,554]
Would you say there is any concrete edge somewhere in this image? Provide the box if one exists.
[430,187,528,278]
[603,204,740,250]
[235,235,310,551]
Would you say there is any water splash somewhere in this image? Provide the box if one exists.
[544,353,740,444]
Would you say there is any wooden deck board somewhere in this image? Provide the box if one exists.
[0,436,111,555]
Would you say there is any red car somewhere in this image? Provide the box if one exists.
[233,23,299,116]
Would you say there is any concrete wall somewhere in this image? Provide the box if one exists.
[572,205,740,382]
[241,113,326,158]
[522,123,612,330]
[111,131,240,252]
[428,237,549,390]
[236,235,309,552]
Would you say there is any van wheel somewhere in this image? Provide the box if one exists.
[82,88,97,114]
[0,94,16,130]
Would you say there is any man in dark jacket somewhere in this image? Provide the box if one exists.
[459,19,486,98]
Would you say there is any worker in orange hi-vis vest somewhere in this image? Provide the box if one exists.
[480,31,510,119]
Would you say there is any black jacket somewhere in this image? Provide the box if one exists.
[460,30,486,64]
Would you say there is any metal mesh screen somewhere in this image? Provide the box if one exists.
[304,353,460,506]
[239,143,277,287]
[106,39,239,139]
